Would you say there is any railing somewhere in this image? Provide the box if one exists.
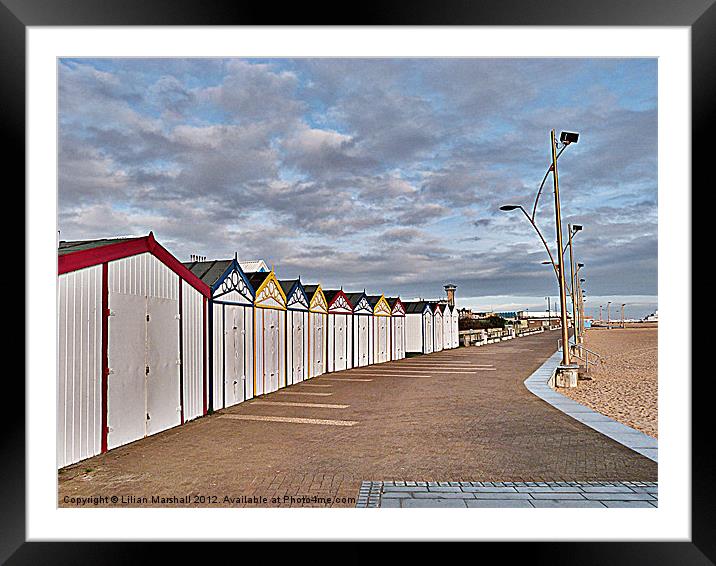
[457,324,558,347]
[558,338,604,373]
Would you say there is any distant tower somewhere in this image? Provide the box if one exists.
[444,284,457,307]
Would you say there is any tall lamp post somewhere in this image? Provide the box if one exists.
[566,225,583,343]
[574,263,585,344]
[500,129,580,387]
[579,278,586,339]
[607,301,612,329]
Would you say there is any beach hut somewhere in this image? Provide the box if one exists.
[432,303,444,352]
[451,304,460,348]
[57,233,210,468]
[387,297,406,360]
[368,295,392,364]
[248,271,287,395]
[184,257,255,411]
[325,290,354,372]
[442,303,454,350]
[404,301,434,354]
[280,279,310,385]
[304,285,328,378]
[346,292,374,367]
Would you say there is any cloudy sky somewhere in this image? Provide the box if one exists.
[58,58,658,318]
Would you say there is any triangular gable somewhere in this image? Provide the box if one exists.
[433,303,443,319]
[308,285,328,314]
[212,259,255,305]
[58,232,210,297]
[373,295,392,317]
[391,298,405,316]
[286,281,309,311]
[254,271,287,310]
[352,294,373,315]
[328,290,353,314]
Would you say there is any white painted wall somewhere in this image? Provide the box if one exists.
[182,281,204,421]
[57,265,103,469]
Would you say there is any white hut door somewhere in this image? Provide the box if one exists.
[358,317,369,366]
[293,314,304,383]
[436,317,443,351]
[425,314,433,354]
[145,297,181,437]
[225,306,245,407]
[265,310,280,393]
[107,293,147,450]
[312,314,324,376]
[396,319,404,358]
[378,318,388,363]
[336,316,347,371]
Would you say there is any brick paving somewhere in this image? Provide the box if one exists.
[58,329,656,508]
[357,481,658,508]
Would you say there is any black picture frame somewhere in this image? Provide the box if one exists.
[5,0,707,561]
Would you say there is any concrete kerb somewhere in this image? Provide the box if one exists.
[523,350,658,463]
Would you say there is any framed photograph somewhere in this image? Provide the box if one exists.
[8,0,706,560]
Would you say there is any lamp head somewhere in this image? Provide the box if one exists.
[560,131,580,144]
[499,205,520,211]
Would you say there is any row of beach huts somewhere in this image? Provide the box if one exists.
[57,232,459,468]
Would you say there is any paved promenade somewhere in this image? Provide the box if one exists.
[59,329,656,508]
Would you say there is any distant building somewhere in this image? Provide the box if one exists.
[239,259,269,273]
[458,308,494,320]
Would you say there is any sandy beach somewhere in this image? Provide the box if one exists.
[562,325,658,438]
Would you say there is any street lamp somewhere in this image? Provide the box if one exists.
[500,129,580,386]
[607,301,612,329]
[500,205,560,281]
[567,225,584,344]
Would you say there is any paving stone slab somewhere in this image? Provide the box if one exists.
[630,486,658,494]
[473,492,533,500]
[529,492,587,500]
[402,499,468,508]
[530,500,606,508]
[413,492,476,499]
[466,500,534,508]
[461,487,519,493]
[514,486,583,493]
[580,486,636,493]
[582,493,655,501]
[602,501,656,508]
